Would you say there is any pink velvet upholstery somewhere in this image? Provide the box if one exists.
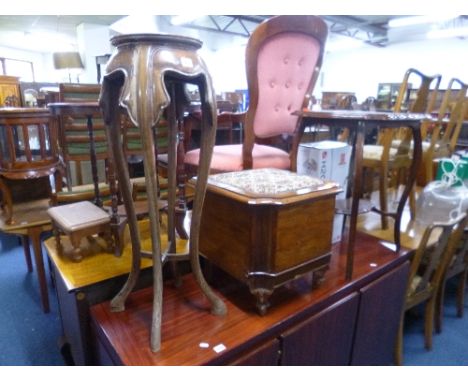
[254,32,320,138]
[185,144,290,173]
[184,16,326,176]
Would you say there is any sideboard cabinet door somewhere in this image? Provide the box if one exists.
[281,293,359,365]
[228,338,281,366]
[350,261,410,365]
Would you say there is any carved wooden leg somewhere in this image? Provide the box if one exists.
[312,265,329,288]
[252,288,273,316]
[188,78,226,317]
[28,226,50,313]
[101,74,142,313]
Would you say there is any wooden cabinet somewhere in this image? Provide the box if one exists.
[89,232,411,366]
[376,82,408,111]
[0,75,21,106]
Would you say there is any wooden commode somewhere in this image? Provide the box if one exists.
[198,168,341,314]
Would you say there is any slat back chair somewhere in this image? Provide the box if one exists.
[395,212,468,365]
[56,83,108,190]
[419,78,468,185]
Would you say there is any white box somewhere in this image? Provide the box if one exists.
[297,140,351,243]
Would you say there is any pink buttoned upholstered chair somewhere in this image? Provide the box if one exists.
[184,15,327,176]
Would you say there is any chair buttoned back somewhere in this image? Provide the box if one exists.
[254,32,321,138]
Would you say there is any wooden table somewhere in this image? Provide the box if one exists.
[294,109,431,279]
[0,199,52,313]
[90,231,411,366]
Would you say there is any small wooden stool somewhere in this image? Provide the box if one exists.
[48,201,113,262]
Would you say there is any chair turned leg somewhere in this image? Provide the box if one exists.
[457,270,468,318]
[435,280,446,334]
[424,299,435,350]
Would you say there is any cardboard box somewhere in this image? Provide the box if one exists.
[297,140,352,243]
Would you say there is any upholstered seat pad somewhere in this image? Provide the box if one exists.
[363,144,398,160]
[207,168,331,198]
[185,143,290,172]
[48,201,110,232]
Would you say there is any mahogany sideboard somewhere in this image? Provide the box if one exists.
[89,231,411,366]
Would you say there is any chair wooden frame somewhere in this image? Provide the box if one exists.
[395,213,467,365]
[363,68,442,229]
[419,78,468,185]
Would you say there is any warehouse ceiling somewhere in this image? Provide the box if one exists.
[0,15,466,52]
[165,15,394,47]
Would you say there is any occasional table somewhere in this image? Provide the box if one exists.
[294,109,431,279]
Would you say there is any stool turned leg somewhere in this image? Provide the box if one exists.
[103,228,115,254]
[69,234,83,262]
[53,222,64,257]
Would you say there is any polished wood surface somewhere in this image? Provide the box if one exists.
[90,231,410,365]
[45,219,188,291]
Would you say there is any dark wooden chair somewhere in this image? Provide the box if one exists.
[184,15,328,176]
[395,212,467,365]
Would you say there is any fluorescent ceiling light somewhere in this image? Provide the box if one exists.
[326,38,364,52]
[427,26,468,39]
[170,15,202,26]
[388,15,459,28]
[110,15,157,34]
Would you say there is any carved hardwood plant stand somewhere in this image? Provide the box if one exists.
[99,33,227,352]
